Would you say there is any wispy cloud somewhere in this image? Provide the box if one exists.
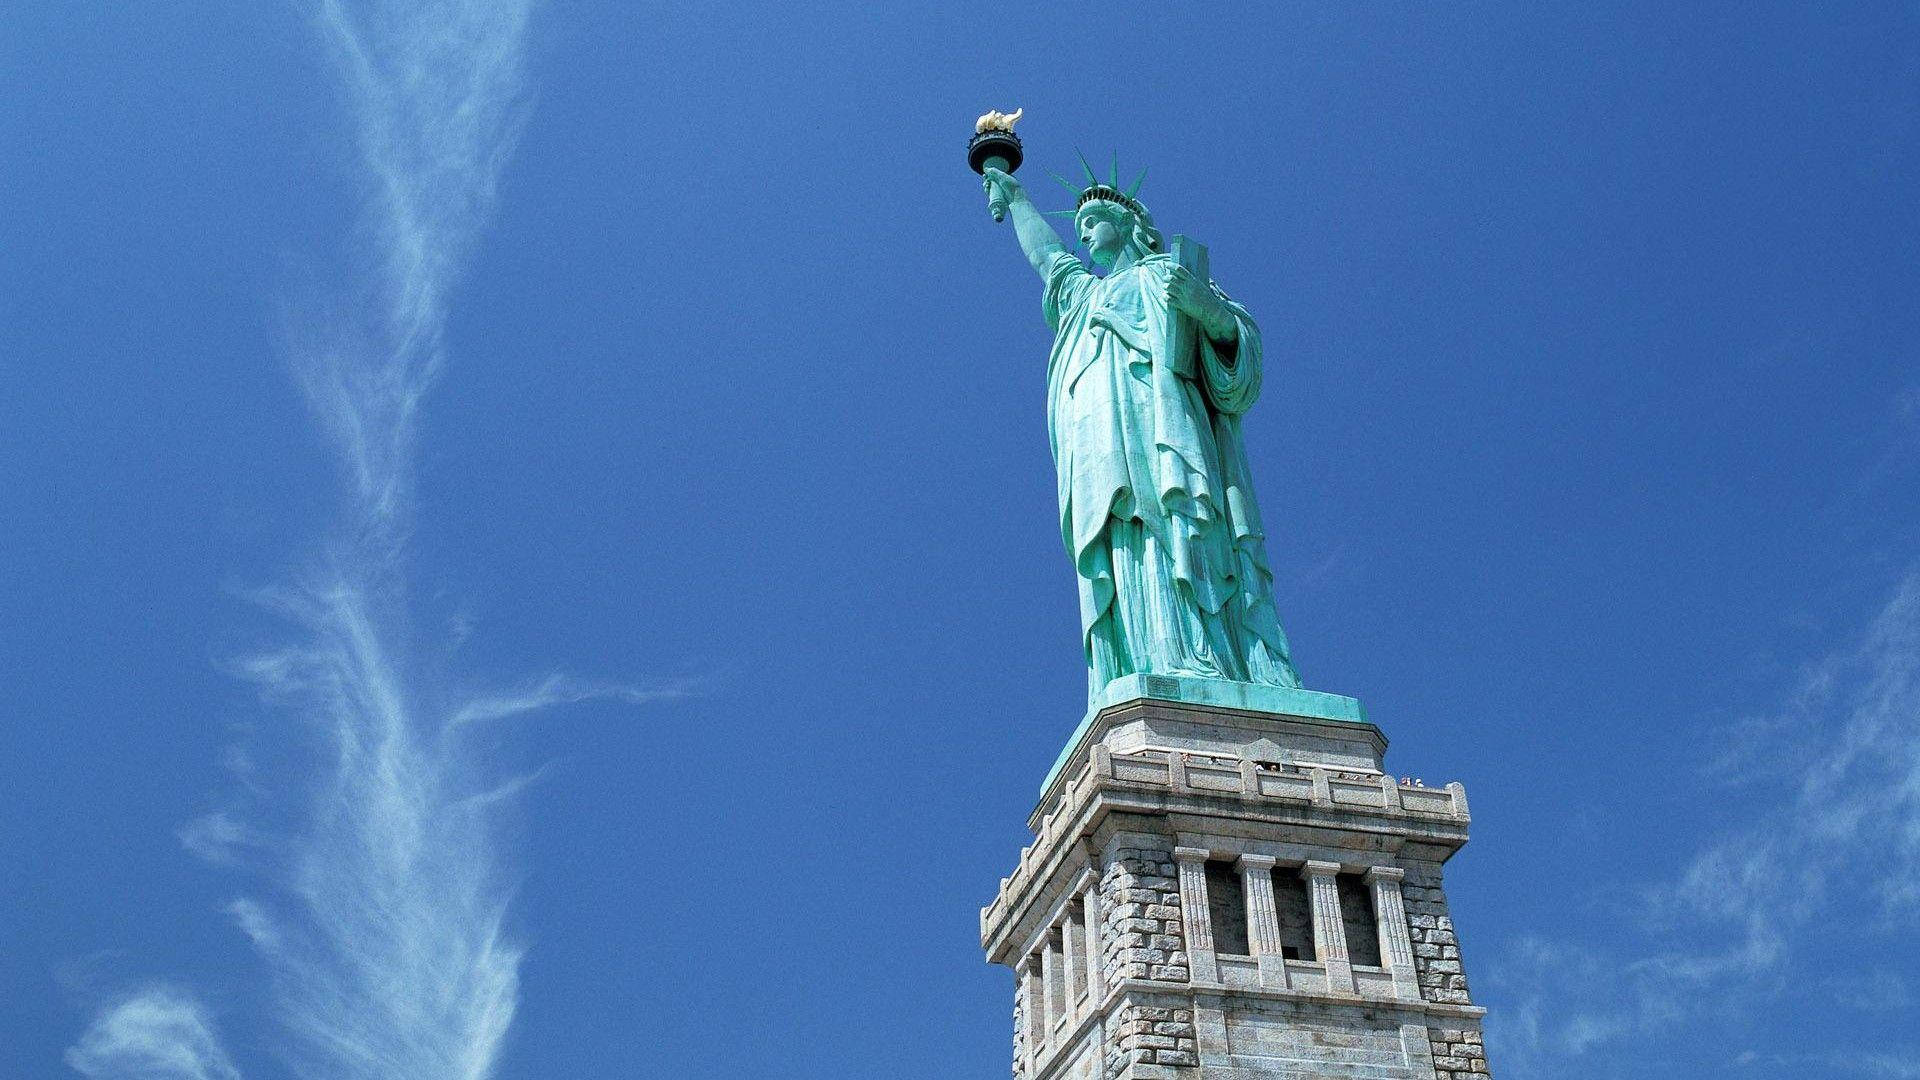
[293,0,534,533]
[66,987,241,1080]
[1490,572,1920,1073]
[216,2,538,1076]
[1728,1048,1920,1079]
[71,2,560,1077]
[451,674,693,727]
[1830,1053,1920,1080]
[175,811,257,868]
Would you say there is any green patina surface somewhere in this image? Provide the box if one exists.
[977,139,1363,796]
[981,152,1307,708]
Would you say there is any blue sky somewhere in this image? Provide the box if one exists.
[3,2,1917,1077]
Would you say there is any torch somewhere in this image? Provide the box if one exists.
[968,108,1025,222]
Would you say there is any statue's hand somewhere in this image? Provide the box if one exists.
[982,166,1023,206]
[1166,265,1237,342]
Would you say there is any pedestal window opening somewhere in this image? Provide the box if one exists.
[1204,859,1250,956]
[1270,867,1317,961]
[1336,872,1383,967]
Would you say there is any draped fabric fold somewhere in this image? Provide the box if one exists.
[1042,250,1301,700]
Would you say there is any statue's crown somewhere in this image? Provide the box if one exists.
[1046,152,1151,224]
[1076,183,1146,218]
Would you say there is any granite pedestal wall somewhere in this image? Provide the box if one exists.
[983,675,1492,1080]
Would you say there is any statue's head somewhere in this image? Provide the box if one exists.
[1047,157,1163,268]
[1073,186,1161,269]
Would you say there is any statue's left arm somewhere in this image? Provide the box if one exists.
[1165,264,1239,346]
[1166,264,1262,415]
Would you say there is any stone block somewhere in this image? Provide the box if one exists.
[1130,1034,1178,1050]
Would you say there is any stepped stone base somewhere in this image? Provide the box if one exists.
[984,678,1491,1079]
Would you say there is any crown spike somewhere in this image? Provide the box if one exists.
[1126,167,1148,200]
[1045,168,1082,197]
[1076,148,1100,187]
[1109,151,1119,189]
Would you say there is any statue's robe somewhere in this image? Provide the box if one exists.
[1042,249,1301,699]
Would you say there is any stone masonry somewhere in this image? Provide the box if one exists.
[1104,999,1199,1078]
[1097,846,1199,1077]
[1426,1026,1489,1077]
[983,680,1496,1080]
[1405,860,1472,1007]
[1101,846,1190,985]
[1013,966,1032,1076]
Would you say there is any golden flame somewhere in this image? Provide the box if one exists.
[975,107,1023,134]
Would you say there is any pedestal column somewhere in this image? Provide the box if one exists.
[1302,860,1354,994]
[1173,846,1219,984]
[1236,853,1288,989]
[1080,879,1103,1002]
[1040,929,1062,1040]
[1365,866,1421,1001]
[1019,954,1043,1075]
[1061,906,1084,1013]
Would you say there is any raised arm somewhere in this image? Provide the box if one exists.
[982,167,1067,279]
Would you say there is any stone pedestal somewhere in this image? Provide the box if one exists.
[982,675,1491,1079]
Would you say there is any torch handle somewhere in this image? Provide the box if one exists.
[983,154,1010,222]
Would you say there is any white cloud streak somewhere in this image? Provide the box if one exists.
[451,674,693,726]
[66,988,242,1080]
[1832,1054,1920,1080]
[1490,573,1920,1073]
[295,0,533,533]
[73,3,550,1078]
[225,3,537,1077]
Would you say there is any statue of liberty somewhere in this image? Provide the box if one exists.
[980,154,1303,702]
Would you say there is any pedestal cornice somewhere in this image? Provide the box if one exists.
[1034,675,1387,831]
[982,704,1469,962]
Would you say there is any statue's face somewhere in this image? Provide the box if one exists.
[1076,203,1130,268]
